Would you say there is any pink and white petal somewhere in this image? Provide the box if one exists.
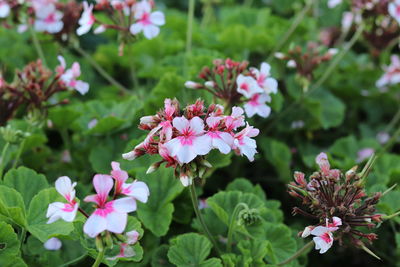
[83,194,98,204]
[220,132,234,148]
[130,22,143,35]
[57,55,66,70]
[94,25,106,34]
[124,181,149,203]
[164,137,182,158]
[46,202,65,223]
[73,80,89,95]
[189,117,205,135]
[47,21,64,34]
[206,116,222,128]
[332,216,342,227]
[111,169,129,184]
[176,145,197,164]
[193,135,212,155]
[77,24,92,36]
[84,213,107,238]
[106,211,127,234]
[150,11,165,26]
[212,137,231,154]
[313,236,332,254]
[93,174,113,202]
[244,103,257,118]
[34,20,48,32]
[55,176,74,200]
[143,24,160,39]
[172,117,190,133]
[112,197,137,213]
[310,226,329,236]
[61,203,79,222]
[0,3,10,18]
[255,104,271,118]
[71,63,81,77]
[260,62,271,76]
[263,78,278,94]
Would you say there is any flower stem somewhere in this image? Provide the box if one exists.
[29,25,47,66]
[0,142,10,179]
[277,240,314,266]
[265,22,365,133]
[72,46,130,94]
[12,139,26,169]
[186,0,195,56]
[92,249,105,267]
[189,182,221,255]
[383,210,400,220]
[226,203,248,253]
[267,0,315,62]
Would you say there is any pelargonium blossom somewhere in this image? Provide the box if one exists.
[130,0,165,39]
[289,152,384,255]
[46,176,79,224]
[107,230,140,260]
[389,0,400,25]
[0,0,10,18]
[34,3,64,33]
[57,56,90,95]
[185,59,278,119]
[76,1,95,36]
[376,55,400,88]
[122,98,259,186]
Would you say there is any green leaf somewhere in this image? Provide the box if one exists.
[167,233,222,267]
[86,116,126,135]
[237,239,273,265]
[48,106,81,130]
[136,167,184,237]
[151,245,174,267]
[3,167,48,209]
[226,178,266,200]
[0,221,23,266]
[259,137,292,182]
[27,188,75,242]
[263,222,297,264]
[206,191,265,226]
[0,185,27,227]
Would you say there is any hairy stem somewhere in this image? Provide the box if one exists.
[267,0,315,62]
[189,182,221,255]
[277,240,314,266]
[72,46,130,94]
[0,142,10,179]
[92,249,105,267]
[29,25,47,66]
[226,203,248,253]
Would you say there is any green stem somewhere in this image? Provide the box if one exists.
[384,108,400,133]
[19,229,26,249]
[58,254,87,267]
[380,126,400,155]
[265,22,365,133]
[92,249,105,267]
[383,210,400,220]
[0,142,10,179]
[72,46,130,94]
[226,203,248,253]
[12,139,26,169]
[186,0,195,56]
[277,240,314,266]
[189,182,221,255]
[267,0,315,62]
[29,25,47,66]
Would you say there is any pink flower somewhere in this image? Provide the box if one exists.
[46,176,79,224]
[376,55,400,88]
[316,152,330,175]
[77,2,95,36]
[44,237,62,250]
[389,0,400,25]
[83,175,137,238]
[57,56,90,95]
[327,216,342,231]
[130,0,165,39]
[110,161,150,203]
[233,124,259,161]
[250,62,278,95]
[34,4,64,33]
[203,116,234,154]
[225,106,245,131]
[244,93,271,118]
[310,226,334,254]
[164,116,211,164]
[0,1,10,18]
[236,74,263,98]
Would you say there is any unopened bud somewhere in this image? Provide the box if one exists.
[346,166,358,181]
[0,125,30,144]
[95,236,104,252]
[274,52,285,59]
[146,161,161,174]
[185,81,202,89]
[179,173,192,187]
[122,151,137,160]
[294,171,306,186]
[204,81,215,88]
[104,231,113,249]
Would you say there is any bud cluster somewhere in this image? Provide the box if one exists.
[288,152,382,252]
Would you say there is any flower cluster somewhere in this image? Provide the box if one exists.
[122,98,259,186]
[0,56,88,125]
[275,43,338,84]
[185,58,278,118]
[46,162,149,259]
[376,55,400,88]
[288,153,382,254]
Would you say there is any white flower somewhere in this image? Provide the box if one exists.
[236,74,263,98]
[130,0,165,39]
[0,1,10,18]
[34,4,64,33]
[77,2,95,36]
[389,0,400,24]
[244,93,271,118]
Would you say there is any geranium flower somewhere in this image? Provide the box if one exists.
[34,4,64,33]
[83,175,137,238]
[236,74,263,98]
[130,0,165,39]
[110,161,150,204]
[203,116,234,154]
[250,62,278,95]
[0,0,10,18]
[310,226,335,254]
[44,237,62,251]
[107,230,140,260]
[164,116,211,164]
[76,1,95,36]
[389,0,400,25]
[57,56,90,95]
[46,176,79,224]
[225,107,245,131]
[233,124,259,161]
[376,55,400,88]
[244,93,271,118]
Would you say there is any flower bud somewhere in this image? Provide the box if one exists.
[294,171,306,186]
[95,236,104,252]
[238,208,260,226]
[204,81,215,88]
[0,125,30,144]
[185,81,202,89]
